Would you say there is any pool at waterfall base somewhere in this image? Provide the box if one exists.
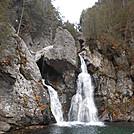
[8,122,134,134]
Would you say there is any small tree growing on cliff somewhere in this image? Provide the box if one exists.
[63,21,77,40]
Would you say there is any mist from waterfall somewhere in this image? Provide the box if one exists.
[68,55,99,123]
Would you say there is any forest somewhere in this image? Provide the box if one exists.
[80,0,134,68]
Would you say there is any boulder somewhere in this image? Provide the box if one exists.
[43,27,77,73]
[33,33,78,118]
[0,122,11,132]
[100,111,110,121]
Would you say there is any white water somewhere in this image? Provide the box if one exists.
[42,79,63,124]
[68,55,99,123]
[42,55,104,126]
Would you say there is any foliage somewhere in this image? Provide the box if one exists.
[80,0,134,40]
[80,0,134,66]
[63,21,77,40]
[20,0,62,39]
[0,0,12,42]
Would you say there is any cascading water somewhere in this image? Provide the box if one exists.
[42,79,63,124]
[68,55,99,123]
[41,55,103,126]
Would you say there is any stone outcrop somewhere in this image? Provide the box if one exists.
[30,27,77,72]
[0,26,78,132]
[43,27,77,73]
[0,30,50,133]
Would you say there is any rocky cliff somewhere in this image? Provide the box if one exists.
[78,35,134,122]
[0,28,51,132]
[0,26,78,133]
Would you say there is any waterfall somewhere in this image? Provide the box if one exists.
[42,79,64,124]
[68,55,99,123]
[41,55,103,126]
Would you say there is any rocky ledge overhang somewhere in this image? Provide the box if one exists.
[32,27,78,73]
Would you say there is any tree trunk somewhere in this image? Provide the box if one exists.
[17,0,25,35]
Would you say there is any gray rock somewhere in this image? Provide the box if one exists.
[43,27,77,73]
[116,70,133,96]
[0,122,11,132]
[22,33,52,53]
[0,34,41,82]
[100,111,110,121]
[17,35,41,81]
[87,50,102,68]
[0,31,50,130]
[99,58,116,78]
[130,112,134,121]
[63,70,76,91]
[98,76,116,98]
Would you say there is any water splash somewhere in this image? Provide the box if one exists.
[42,79,63,123]
[68,55,99,123]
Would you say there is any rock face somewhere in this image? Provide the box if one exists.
[35,27,78,120]
[29,27,77,72]
[0,30,50,133]
[0,26,78,132]
[43,27,77,73]
[78,36,134,122]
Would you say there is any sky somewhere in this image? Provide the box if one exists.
[52,0,98,24]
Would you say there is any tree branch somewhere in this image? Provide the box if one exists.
[17,0,25,35]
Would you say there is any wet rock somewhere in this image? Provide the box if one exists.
[45,68,76,119]
[63,70,76,91]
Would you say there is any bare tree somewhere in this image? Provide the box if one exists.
[17,0,25,35]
